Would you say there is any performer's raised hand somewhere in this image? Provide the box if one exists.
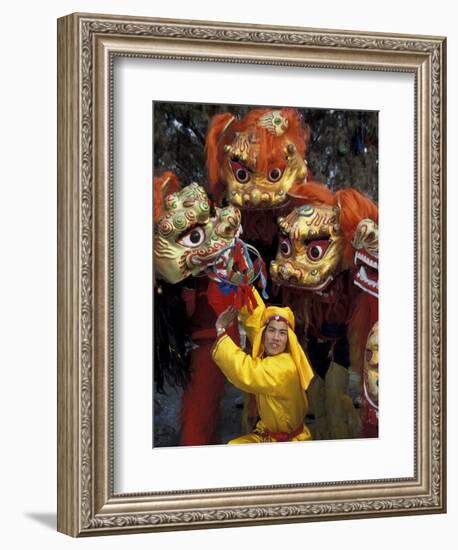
[215,306,238,332]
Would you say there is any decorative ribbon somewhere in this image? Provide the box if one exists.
[206,238,269,311]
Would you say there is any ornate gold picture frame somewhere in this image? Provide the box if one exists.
[57,13,446,536]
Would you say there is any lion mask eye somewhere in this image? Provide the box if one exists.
[268,167,284,183]
[177,225,206,247]
[231,160,251,184]
[279,235,293,258]
[305,239,331,261]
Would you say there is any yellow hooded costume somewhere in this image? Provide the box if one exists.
[212,293,314,444]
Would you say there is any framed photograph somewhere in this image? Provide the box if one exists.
[57,13,446,536]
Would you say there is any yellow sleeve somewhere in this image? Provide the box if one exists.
[238,287,265,345]
[212,335,294,395]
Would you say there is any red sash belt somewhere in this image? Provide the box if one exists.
[263,424,304,442]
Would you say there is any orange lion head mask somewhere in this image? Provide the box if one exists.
[205,108,310,210]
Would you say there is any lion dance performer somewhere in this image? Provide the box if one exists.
[349,218,379,436]
[270,181,378,439]
[153,172,242,445]
[205,108,310,262]
[213,294,314,444]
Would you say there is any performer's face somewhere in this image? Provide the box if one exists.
[263,319,288,356]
